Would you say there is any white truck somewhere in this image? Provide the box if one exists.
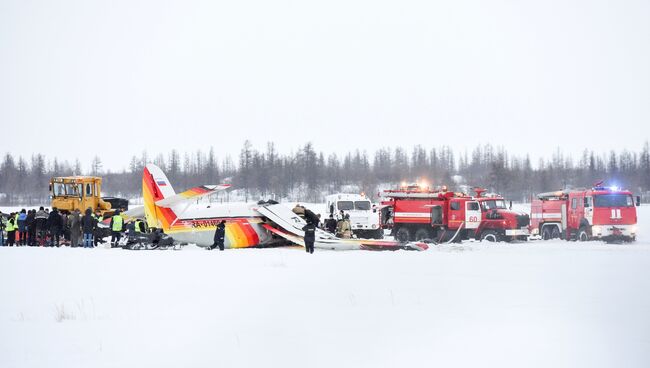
[325,193,383,239]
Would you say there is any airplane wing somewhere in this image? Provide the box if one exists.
[120,206,145,220]
[258,204,428,251]
[155,185,231,208]
[262,223,305,246]
[255,204,338,240]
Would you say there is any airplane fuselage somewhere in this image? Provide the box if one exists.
[161,203,273,248]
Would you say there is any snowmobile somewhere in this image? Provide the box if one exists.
[120,229,176,250]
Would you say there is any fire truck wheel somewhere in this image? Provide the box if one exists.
[395,227,411,242]
[578,228,590,242]
[414,228,432,241]
[542,227,553,240]
[481,230,499,242]
[551,227,561,239]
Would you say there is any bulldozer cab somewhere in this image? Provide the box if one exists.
[50,176,113,215]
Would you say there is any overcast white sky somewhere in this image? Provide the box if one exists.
[1,0,649,171]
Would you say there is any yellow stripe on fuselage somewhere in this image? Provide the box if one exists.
[226,223,246,248]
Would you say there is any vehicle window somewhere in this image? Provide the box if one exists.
[467,202,479,211]
[571,198,577,209]
[53,183,65,197]
[594,194,634,207]
[450,201,460,210]
[86,183,92,197]
[337,201,354,211]
[65,184,74,196]
[354,201,371,211]
[584,197,591,208]
[481,199,506,210]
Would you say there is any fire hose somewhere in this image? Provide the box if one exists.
[434,221,465,244]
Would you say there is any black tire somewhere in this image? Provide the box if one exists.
[481,230,499,242]
[542,227,552,240]
[578,227,590,242]
[414,228,432,241]
[395,227,411,242]
[551,227,561,239]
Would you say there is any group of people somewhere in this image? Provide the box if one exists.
[1,207,108,248]
[0,207,151,248]
[291,204,354,253]
[0,207,93,247]
[324,212,352,239]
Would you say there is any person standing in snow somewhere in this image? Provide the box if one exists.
[60,211,69,244]
[47,208,63,247]
[5,213,17,246]
[0,213,6,246]
[35,207,48,245]
[34,207,48,246]
[109,210,124,247]
[17,209,27,246]
[302,221,316,254]
[336,214,352,239]
[81,208,96,248]
[68,209,82,247]
[26,209,36,246]
[211,220,226,251]
[93,210,103,246]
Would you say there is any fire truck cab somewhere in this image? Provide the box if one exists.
[531,185,639,242]
[474,191,530,241]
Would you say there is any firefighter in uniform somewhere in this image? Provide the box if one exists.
[109,210,124,247]
[336,214,352,239]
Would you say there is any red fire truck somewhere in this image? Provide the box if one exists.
[530,184,639,242]
[380,185,530,242]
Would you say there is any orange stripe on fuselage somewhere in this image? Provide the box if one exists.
[234,219,260,246]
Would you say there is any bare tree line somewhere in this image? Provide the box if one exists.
[1,141,649,205]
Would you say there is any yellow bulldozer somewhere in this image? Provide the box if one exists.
[50,176,128,218]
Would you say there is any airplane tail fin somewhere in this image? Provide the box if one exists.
[143,164,177,230]
[142,164,232,231]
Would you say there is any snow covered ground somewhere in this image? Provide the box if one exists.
[1,206,649,368]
